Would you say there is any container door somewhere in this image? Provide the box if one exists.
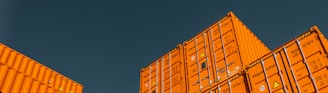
[209,20,243,84]
[185,30,215,93]
[246,52,292,93]
[283,31,328,92]
[161,48,184,93]
[140,62,160,93]
[207,73,248,93]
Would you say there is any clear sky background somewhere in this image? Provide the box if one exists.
[1,0,328,93]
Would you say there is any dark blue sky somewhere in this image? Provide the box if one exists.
[1,0,328,93]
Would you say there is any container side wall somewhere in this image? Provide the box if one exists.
[18,57,29,73]
[229,12,270,66]
[38,66,46,83]
[246,51,293,93]
[0,64,9,89]
[64,80,72,93]
[1,68,16,93]
[39,84,47,93]
[11,72,24,93]
[181,11,270,93]
[246,26,328,93]
[70,82,77,93]
[281,27,328,92]
[204,73,248,93]
[13,54,23,71]
[140,45,185,93]
[184,29,216,93]
[0,43,83,93]
[21,76,32,93]
[7,51,17,67]
[76,84,83,93]
[30,80,41,93]
[0,48,10,64]
[162,46,186,93]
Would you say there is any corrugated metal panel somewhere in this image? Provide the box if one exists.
[11,72,24,93]
[140,60,159,93]
[246,26,328,93]
[47,88,55,93]
[184,12,270,93]
[281,26,328,92]
[76,84,83,93]
[229,12,270,66]
[12,54,23,71]
[245,52,293,93]
[39,84,47,93]
[1,68,16,92]
[0,43,83,93]
[0,64,9,88]
[65,80,72,93]
[140,45,186,93]
[139,12,328,93]
[18,57,29,73]
[21,76,33,93]
[204,73,249,93]
[184,28,215,92]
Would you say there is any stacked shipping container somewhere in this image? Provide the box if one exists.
[183,12,270,93]
[0,44,83,93]
[140,45,187,93]
[245,26,328,93]
[140,12,328,93]
[140,12,271,93]
[204,72,249,93]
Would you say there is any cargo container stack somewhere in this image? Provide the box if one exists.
[0,44,83,93]
[245,26,328,93]
[140,45,187,93]
[140,12,328,93]
[183,12,270,93]
[139,12,271,93]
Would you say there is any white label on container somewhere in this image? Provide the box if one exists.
[191,56,195,61]
[260,85,265,92]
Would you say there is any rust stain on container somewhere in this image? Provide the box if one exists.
[0,43,83,93]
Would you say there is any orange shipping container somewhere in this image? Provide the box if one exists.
[184,12,270,93]
[139,45,186,93]
[246,26,328,93]
[204,72,249,93]
[282,26,328,92]
[0,43,83,93]
[245,51,293,93]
